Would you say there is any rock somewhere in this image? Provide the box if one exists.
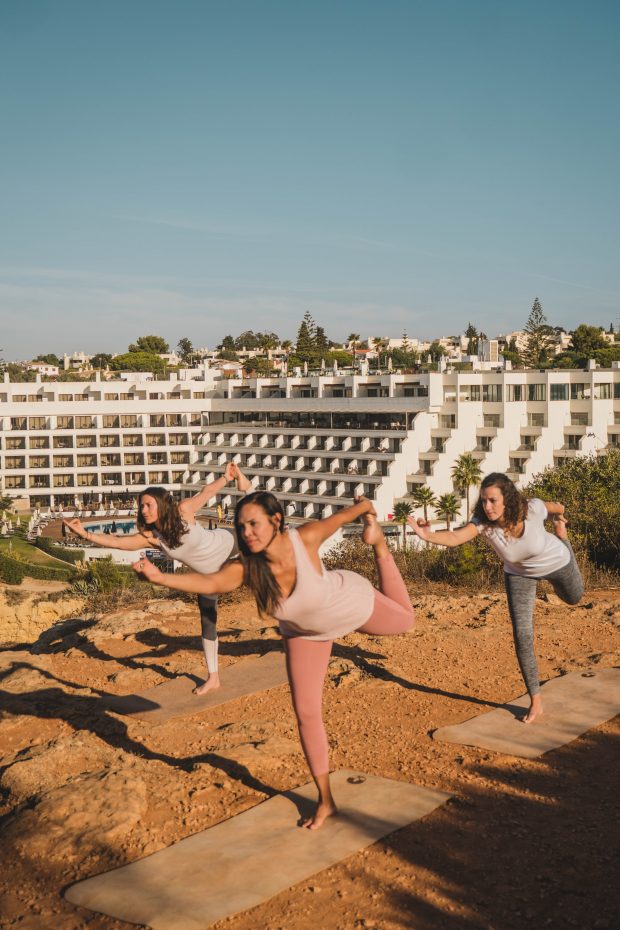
[4,768,147,861]
[0,587,86,645]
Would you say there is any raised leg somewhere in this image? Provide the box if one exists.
[283,636,336,829]
[546,539,584,605]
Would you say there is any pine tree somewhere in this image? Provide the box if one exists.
[522,298,554,368]
[296,312,317,363]
[465,323,479,355]
[315,326,329,355]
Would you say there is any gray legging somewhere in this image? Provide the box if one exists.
[504,540,584,696]
[197,594,218,641]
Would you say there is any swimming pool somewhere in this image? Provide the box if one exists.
[83,521,137,535]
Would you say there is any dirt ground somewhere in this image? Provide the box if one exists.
[0,584,618,930]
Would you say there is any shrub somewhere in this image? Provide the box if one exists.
[526,449,620,570]
[0,553,25,585]
[36,537,85,564]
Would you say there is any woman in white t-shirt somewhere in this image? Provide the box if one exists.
[408,472,584,723]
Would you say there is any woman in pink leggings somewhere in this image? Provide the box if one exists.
[133,492,415,829]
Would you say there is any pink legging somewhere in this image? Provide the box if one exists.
[283,553,414,777]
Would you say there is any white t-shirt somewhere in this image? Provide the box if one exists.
[471,498,570,577]
[154,524,235,573]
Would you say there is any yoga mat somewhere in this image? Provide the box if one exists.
[65,770,451,930]
[104,650,288,723]
[433,667,620,758]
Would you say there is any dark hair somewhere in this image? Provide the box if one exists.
[136,487,188,549]
[472,473,528,533]
[234,491,286,617]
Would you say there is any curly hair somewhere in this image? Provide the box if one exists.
[471,473,529,534]
[234,491,286,617]
[136,487,188,549]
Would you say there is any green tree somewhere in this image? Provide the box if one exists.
[5,363,37,382]
[110,352,166,374]
[296,312,318,363]
[347,332,360,364]
[257,331,280,352]
[218,335,236,351]
[464,323,479,355]
[34,353,61,366]
[244,355,273,376]
[235,330,261,350]
[217,349,240,362]
[392,500,413,548]
[522,298,554,368]
[526,449,620,568]
[428,341,446,362]
[128,335,170,354]
[451,453,483,518]
[91,353,113,369]
[569,324,607,359]
[411,485,437,522]
[177,337,194,363]
[391,347,419,369]
[315,326,329,356]
[435,492,461,530]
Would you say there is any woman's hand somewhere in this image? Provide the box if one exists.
[63,518,87,539]
[407,516,431,540]
[353,495,376,517]
[224,461,236,482]
[132,557,164,584]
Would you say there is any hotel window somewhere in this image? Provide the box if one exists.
[188,413,202,425]
[124,453,144,465]
[29,436,49,449]
[10,417,27,430]
[77,455,97,467]
[57,416,74,429]
[77,474,98,487]
[594,383,611,399]
[527,384,546,401]
[126,472,146,484]
[5,456,25,469]
[27,394,43,402]
[169,433,189,446]
[101,454,122,466]
[105,393,119,401]
[120,393,135,401]
[13,395,27,403]
[121,415,139,428]
[53,455,74,468]
[75,394,89,402]
[150,415,165,427]
[123,435,142,447]
[166,414,183,427]
[53,474,75,488]
[146,434,165,446]
[53,436,73,448]
[570,383,590,400]
[459,385,481,402]
[551,384,569,401]
[100,435,119,447]
[506,384,525,402]
[58,394,73,401]
[482,384,502,402]
[565,434,581,450]
[75,416,95,429]
[29,456,49,469]
[102,415,120,428]
[5,476,26,489]
[615,383,620,399]
[29,416,48,430]
[7,438,26,450]
[76,435,97,448]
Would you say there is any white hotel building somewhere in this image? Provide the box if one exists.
[1,362,619,521]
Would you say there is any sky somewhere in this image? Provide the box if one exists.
[1,0,619,360]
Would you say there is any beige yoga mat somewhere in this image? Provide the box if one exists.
[104,650,288,723]
[65,770,451,930]
[433,667,620,758]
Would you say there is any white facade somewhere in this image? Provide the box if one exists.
[1,364,619,523]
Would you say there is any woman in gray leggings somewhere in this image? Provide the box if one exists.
[408,472,584,723]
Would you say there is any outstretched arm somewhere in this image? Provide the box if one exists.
[132,557,245,594]
[298,496,375,548]
[63,519,154,551]
[406,516,478,548]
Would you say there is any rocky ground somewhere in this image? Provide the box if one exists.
[0,582,619,930]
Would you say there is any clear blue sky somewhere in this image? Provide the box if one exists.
[1,0,618,360]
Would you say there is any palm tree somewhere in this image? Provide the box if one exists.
[451,453,483,519]
[392,500,413,548]
[435,492,461,530]
[411,485,437,522]
[348,333,360,367]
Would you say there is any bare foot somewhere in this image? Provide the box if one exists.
[522,694,543,724]
[193,673,221,695]
[553,514,568,540]
[302,800,338,830]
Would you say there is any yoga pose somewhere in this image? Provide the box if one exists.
[408,472,584,723]
[133,493,415,828]
[64,463,251,694]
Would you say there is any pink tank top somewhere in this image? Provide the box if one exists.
[274,528,375,641]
